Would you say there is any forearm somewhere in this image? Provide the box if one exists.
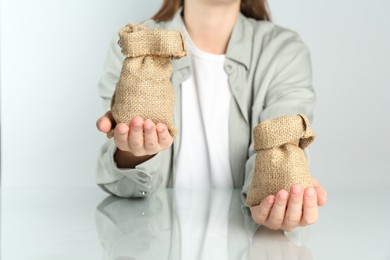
[114,149,154,168]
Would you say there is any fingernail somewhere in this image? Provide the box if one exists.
[145,120,155,130]
[306,187,315,198]
[267,196,275,204]
[292,185,302,195]
[118,127,128,134]
[278,191,288,200]
[144,123,152,131]
[133,120,142,128]
[156,124,164,132]
[132,123,142,131]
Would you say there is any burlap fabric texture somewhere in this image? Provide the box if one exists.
[246,114,316,207]
[109,24,187,138]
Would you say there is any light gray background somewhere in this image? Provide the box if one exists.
[1,0,389,190]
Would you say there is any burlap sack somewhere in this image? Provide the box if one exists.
[246,114,316,207]
[109,24,186,137]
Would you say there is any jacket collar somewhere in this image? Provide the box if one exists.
[225,13,252,70]
[164,7,252,71]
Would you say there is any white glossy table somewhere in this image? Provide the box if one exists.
[1,187,389,259]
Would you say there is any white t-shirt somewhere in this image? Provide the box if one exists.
[175,31,233,189]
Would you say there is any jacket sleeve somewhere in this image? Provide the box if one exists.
[96,34,164,198]
[242,37,316,198]
[260,39,315,123]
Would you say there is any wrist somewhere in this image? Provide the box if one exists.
[114,148,155,168]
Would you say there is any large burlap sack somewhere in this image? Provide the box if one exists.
[246,114,316,207]
[109,24,187,137]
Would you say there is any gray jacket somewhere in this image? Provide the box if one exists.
[96,9,315,198]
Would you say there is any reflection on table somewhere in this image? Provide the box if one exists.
[95,189,312,260]
[3,188,389,259]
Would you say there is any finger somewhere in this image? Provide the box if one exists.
[300,187,318,226]
[96,112,115,133]
[312,178,327,206]
[311,178,321,188]
[127,117,145,156]
[156,123,173,148]
[114,123,130,151]
[143,119,159,155]
[315,186,327,206]
[266,189,289,230]
[250,195,275,225]
[282,184,303,231]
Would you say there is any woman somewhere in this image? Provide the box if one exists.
[96,0,327,231]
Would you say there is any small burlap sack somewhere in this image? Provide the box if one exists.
[246,114,316,207]
[109,24,187,137]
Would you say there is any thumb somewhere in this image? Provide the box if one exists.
[96,111,116,133]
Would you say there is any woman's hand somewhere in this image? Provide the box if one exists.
[250,178,327,232]
[96,111,173,168]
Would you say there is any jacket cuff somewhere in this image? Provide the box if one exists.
[96,139,162,187]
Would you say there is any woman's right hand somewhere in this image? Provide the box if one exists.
[96,111,173,167]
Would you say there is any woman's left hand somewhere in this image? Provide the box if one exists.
[249,178,327,231]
